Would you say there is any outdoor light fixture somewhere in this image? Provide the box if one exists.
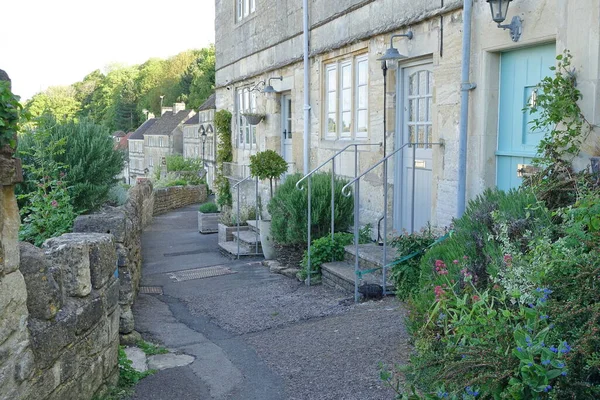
[263,76,283,94]
[206,124,214,134]
[487,0,522,42]
[198,124,206,136]
[199,125,207,166]
[377,32,413,70]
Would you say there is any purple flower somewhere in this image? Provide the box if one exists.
[542,359,551,366]
[550,346,558,353]
[543,385,552,393]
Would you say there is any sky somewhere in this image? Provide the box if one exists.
[1,0,215,101]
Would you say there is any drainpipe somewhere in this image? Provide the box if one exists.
[303,0,310,174]
[457,0,476,217]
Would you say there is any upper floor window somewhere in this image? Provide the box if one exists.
[237,0,255,22]
[236,87,257,149]
[324,54,369,140]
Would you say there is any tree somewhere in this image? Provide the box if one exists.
[183,46,216,109]
[25,86,81,122]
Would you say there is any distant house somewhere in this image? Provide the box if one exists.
[143,102,195,176]
[183,94,217,188]
[128,117,156,181]
[112,131,126,147]
[115,132,133,184]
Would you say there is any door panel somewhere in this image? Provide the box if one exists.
[394,63,433,233]
[281,94,293,175]
[496,43,555,191]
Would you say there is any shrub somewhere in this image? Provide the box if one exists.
[389,226,437,301]
[18,117,125,213]
[19,176,77,246]
[198,202,219,213]
[300,232,354,279]
[219,205,256,226]
[106,183,130,206]
[249,150,288,198]
[164,179,188,187]
[267,173,353,245]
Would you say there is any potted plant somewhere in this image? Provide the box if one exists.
[198,202,220,234]
[249,150,288,259]
[242,112,265,126]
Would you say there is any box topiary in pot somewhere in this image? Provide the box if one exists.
[249,150,288,259]
[198,202,220,234]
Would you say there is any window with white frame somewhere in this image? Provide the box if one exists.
[236,0,255,22]
[236,87,257,148]
[324,54,369,140]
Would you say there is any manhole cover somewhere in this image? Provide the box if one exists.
[167,266,236,282]
[139,286,163,295]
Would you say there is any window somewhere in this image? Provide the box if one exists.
[324,54,369,139]
[407,70,433,148]
[237,0,255,21]
[236,87,257,148]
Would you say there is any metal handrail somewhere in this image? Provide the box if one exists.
[232,174,260,259]
[295,143,381,189]
[295,142,381,287]
[341,142,443,302]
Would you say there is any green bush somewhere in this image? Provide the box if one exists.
[198,202,219,213]
[106,183,130,206]
[300,232,354,279]
[19,176,77,246]
[249,150,288,198]
[267,173,353,245]
[18,117,125,213]
[389,226,437,301]
[219,205,256,226]
[164,179,187,187]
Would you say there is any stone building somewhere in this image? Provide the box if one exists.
[143,103,195,177]
[215,0,600,234]
[183,94,217,188]
[128,117,157,180]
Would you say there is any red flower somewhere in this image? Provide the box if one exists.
[434,285,445,301]
[472,295,480,302]
[51,200,58,208]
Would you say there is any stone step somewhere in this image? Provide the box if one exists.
[231,230,261,246]
[343,243,400,271]
[321,261,394,295]
[218,240,262,258]
[246,220,260,233]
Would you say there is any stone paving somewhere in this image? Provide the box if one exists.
[130,204,410,399]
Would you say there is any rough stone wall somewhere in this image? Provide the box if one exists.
[153,184,207,216]
[73,182,154,335]
[18,235,120,400]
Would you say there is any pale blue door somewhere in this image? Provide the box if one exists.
[496,43,555,191]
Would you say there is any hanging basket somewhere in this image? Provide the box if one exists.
[242,113,265,125]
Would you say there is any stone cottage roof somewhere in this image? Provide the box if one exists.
[129,118,157,140]
[115,132,133,150]
[198,93,216,111]
[183,113,199,125]
[112,130,126,138]
[144,110,194,136]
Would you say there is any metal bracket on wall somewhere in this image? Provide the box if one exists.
[461,82,477,91]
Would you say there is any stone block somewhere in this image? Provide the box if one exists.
[0,271,28,346]
[44,233,115,295]
[75,293,104,335]
[108,309,120,343]
[1,186,20,275]
[116,243,128,267]
[28,303,77,369]
[21,365,60,400]
[14,348,35,383]
[101,341,119,379]
[119,305,135,334]
[19,242,63,320]
[73,209,127,243]
[102,276,119,314]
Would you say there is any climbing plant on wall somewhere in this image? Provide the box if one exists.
[214,109,233,208]
[0,81,25,150]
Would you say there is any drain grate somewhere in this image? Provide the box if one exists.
[167,266,236,282]
[164,248,213,257]
[139,286,163,295]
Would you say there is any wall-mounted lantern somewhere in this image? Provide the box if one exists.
[377,32,413,70]
[487,0,522,42]
[262,76,283,96]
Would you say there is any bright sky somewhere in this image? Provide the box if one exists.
[1,0,215,101]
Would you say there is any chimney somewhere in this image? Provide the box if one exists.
[172,102,186,114]
[147,112,155,120]
[161,106,173,116]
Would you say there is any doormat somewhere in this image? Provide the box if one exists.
[139,286,163,295]
[167,266,237,282]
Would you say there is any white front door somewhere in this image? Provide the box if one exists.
[394,63,434,233]
[281,94,293,172]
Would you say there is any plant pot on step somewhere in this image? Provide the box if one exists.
[198,211,220,233]
[259,219,276,260]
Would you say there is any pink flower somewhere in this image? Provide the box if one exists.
[435,260,446,268]
[51,200,58,208]
[434,285,445,301]
[463,255,469,260]
[472,295,480,302]
[453,259,459,264]
[504,254,513,266]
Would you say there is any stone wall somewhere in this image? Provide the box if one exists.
[153,184,207,216]
[17,236,120,400]
[73,182,154,335]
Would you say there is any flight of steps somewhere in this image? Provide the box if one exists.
[218,220,263,258]
[321,243,397,295]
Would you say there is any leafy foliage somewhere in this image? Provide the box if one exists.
[249,150,288,197]
[0,81,26,149]
[267,173,353,246]
[214,109,233,208]
[198,202,219,213]
[136,340,168,356]
[299,232,369,279]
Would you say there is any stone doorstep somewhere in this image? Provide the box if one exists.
[231,230,261,246]
[344,243,400,270]
[245,220,260,233]
[321,261,394,295]
[218,241,262,258]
